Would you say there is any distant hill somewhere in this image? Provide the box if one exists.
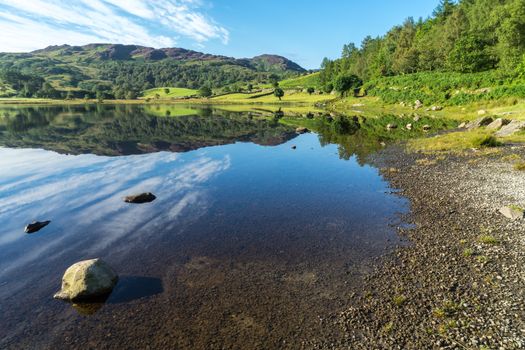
[0,44,305,99]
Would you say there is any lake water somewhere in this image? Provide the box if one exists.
[0,105,410,349]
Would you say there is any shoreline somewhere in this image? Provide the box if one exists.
[330,143,525,349]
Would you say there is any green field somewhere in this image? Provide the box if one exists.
[278,72,321,89]
[141,87,198,99]
[211,90,334,104]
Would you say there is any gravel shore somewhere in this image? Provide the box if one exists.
[333,143,525,349]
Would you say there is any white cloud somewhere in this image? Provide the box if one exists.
[0,0,229,52]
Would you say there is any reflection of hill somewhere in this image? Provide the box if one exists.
[0,105,297,156]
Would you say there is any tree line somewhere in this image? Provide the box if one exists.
[319,0,525,93]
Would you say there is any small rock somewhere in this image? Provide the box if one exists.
[431,106,443,111]
[486,118,510,130]
[406,123,412,130]
[24,220,51,234]
[499,206,524,220]
[380,142,386,147]
[458,122,467,128]
[494,120,525,137]
[386,123,398,130]
[478,109,487,115]
[422,125,431,131]
[54,258,118,301]
[414,100,423,109]
[413,115,421,122]
[124,192,156,204]
[466,116,494,130]
[295,127,309,134]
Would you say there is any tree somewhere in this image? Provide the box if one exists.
[96,91,104,103]
[433,0,455,21]
[125,90,137,100]
[199,86,212,98]
[164,88,170,95]
[274,87,284,100]
[448,35,494,72]
[247,83,253,92]
[269,74,280,88]
[333,74,362,96]
[307,87,315,95]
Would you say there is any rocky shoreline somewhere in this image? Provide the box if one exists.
[331,143,525,349]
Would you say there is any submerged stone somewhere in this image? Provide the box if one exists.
[124,192,156,204]
[54,258,118,301]
[24,220,51,234]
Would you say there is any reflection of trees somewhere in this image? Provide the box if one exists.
[313,114,455,164]
[0,105,297,156]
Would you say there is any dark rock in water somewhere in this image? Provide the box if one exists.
[24,221,51,234]
[124,192,156,204]
[291,145,297,150]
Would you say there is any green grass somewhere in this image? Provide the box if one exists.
[513,161,525,171]
[408,129,501,153]
[278,72,321,89]
[211,90,335,104]
[364,70,525,106]
[141,87,198,99]
[478,235,500,245]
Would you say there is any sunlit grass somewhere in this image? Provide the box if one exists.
[141,87,198,99]
[408,129,501,153]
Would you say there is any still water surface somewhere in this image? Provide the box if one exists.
[0,105,408,349]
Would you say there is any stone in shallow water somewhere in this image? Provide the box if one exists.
[24,220,51,234]
[124,192,156,204]
[54,258,118,301]
[498,206,524,220]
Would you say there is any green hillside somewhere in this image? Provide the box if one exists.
[0,44,305,100]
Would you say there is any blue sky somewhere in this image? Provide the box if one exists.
[0,0,439,69]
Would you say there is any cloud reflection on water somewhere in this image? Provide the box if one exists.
[0,148,231,287]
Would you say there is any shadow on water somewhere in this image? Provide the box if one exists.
[70,276,163,316]
[108,276,164,304]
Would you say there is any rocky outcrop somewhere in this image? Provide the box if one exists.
[495,120,525,137]
[295,127,309,134]
[466,116,494,130]
[486,118,510,130]
[54,259,118,301]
